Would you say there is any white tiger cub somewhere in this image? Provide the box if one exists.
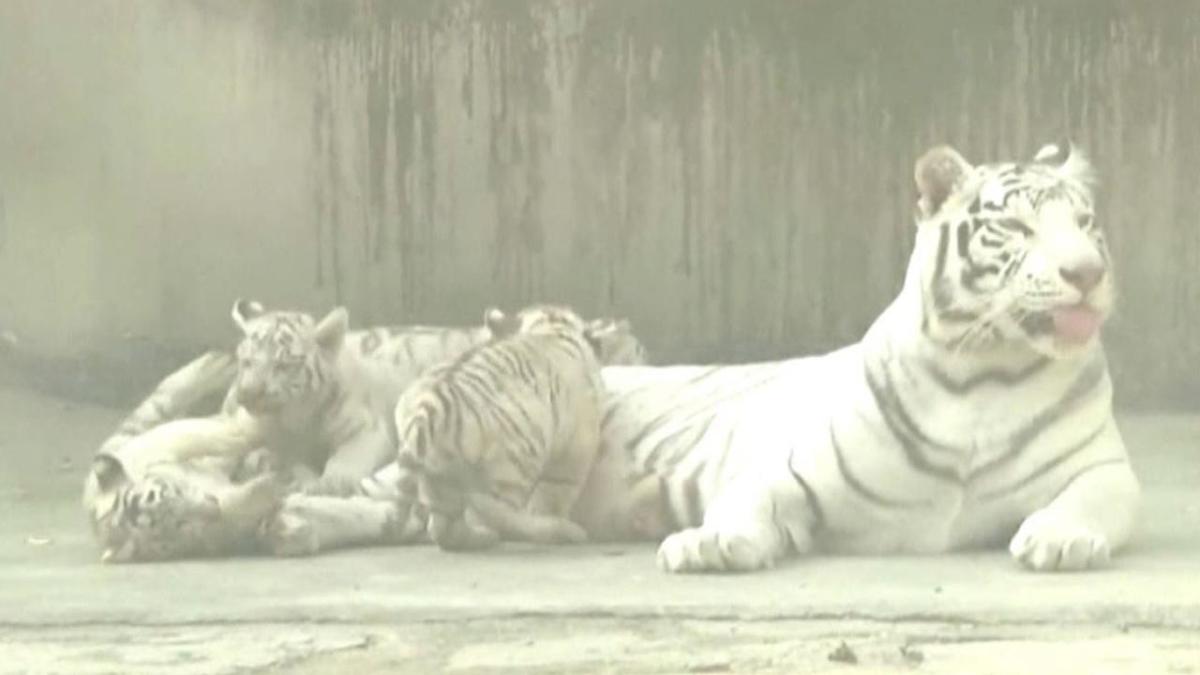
[598,141,1139,573]
[83,350,411,562]
[83,352,282,562]
[395,304,605,551]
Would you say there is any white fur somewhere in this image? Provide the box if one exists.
[593,144,1138,574]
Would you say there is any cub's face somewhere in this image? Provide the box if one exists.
[229,300,348,415]
[915,142,1113,358]
[85,457,220,563]
[85,453,282,563]
[584,317,648,366]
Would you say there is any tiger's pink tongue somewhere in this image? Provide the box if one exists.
[1052,306,1103,344]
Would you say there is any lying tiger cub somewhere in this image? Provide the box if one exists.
[83,352,282,563]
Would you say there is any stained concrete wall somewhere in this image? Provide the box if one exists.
[0,1,1197,408]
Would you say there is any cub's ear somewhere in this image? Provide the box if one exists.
[91,454,129,493]
[914,145,972,219]
[231,298,265,333]
[585,317,629,340]
[585,318,611,335]
[484,307,518,338]
[1034,139,1096,187]
[314,306,349,351]
[1033,139,1072,166]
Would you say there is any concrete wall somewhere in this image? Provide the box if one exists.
[0,1,1197,408]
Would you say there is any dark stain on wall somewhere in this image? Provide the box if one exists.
[1,1,1198,409]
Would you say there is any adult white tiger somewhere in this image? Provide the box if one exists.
[599,141,1139,573]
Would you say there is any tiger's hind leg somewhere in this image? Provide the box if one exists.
[657,456,818,574]
[467,492,587,544]
[262,492,424,557]
[421,471,502,552]
[513,414,600,543]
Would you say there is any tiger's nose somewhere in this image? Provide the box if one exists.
[1060,263,1106,294]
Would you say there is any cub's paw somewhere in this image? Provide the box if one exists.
[261,511,320,557]
[235,448,280,481]
[428,511,500,552]
[656,527,774,574]
[381,500,429,544]
[1009,509,1111,572]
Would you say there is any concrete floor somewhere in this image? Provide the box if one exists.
[1,385,1198,674]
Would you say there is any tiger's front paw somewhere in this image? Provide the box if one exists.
[1009,509,1111,572]
[656,527,775,574]
[262,510,320,557]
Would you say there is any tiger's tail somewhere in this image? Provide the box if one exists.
[96,350,238,458]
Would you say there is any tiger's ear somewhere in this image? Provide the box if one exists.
[484,307,518,338]
[1033,139,1072,165]
[101,539,136,564]
[314,306,349,351]
[1034,139,1096,187]
[586,317,629,339]
[914,145,972,219]
[91,454,129,493]
[231,298,265,333]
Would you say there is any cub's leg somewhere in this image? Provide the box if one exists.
[420,470,502,552]
[467,492,587,544]
[619,474,671,540]
[1009,456,1140,572]
[262,493,421,557]
[262,461,429,556]
[510,421,600,544]
[657,455,817,574]
[420,448,588,549]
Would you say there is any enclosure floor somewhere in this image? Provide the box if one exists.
[2,385,1198,674]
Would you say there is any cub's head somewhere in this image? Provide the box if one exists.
[84,450,282,564]
[913,141,1112,358]
[581,317,648,366]
[230,299,348,415]
[483,304,648,365]
[84,454,220,563]
[484,303,587,337]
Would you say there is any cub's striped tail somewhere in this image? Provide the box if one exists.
[96,351,238,458]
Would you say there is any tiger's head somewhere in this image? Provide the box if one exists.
[85,454,222,563]
[230,299,349,416]
[912,141,1112,359]
[582,317,648,366]
[483,304,648,365]
[84,450,282,564]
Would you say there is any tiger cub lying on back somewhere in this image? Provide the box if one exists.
[83,352,282,562]
[397,304,606,551]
